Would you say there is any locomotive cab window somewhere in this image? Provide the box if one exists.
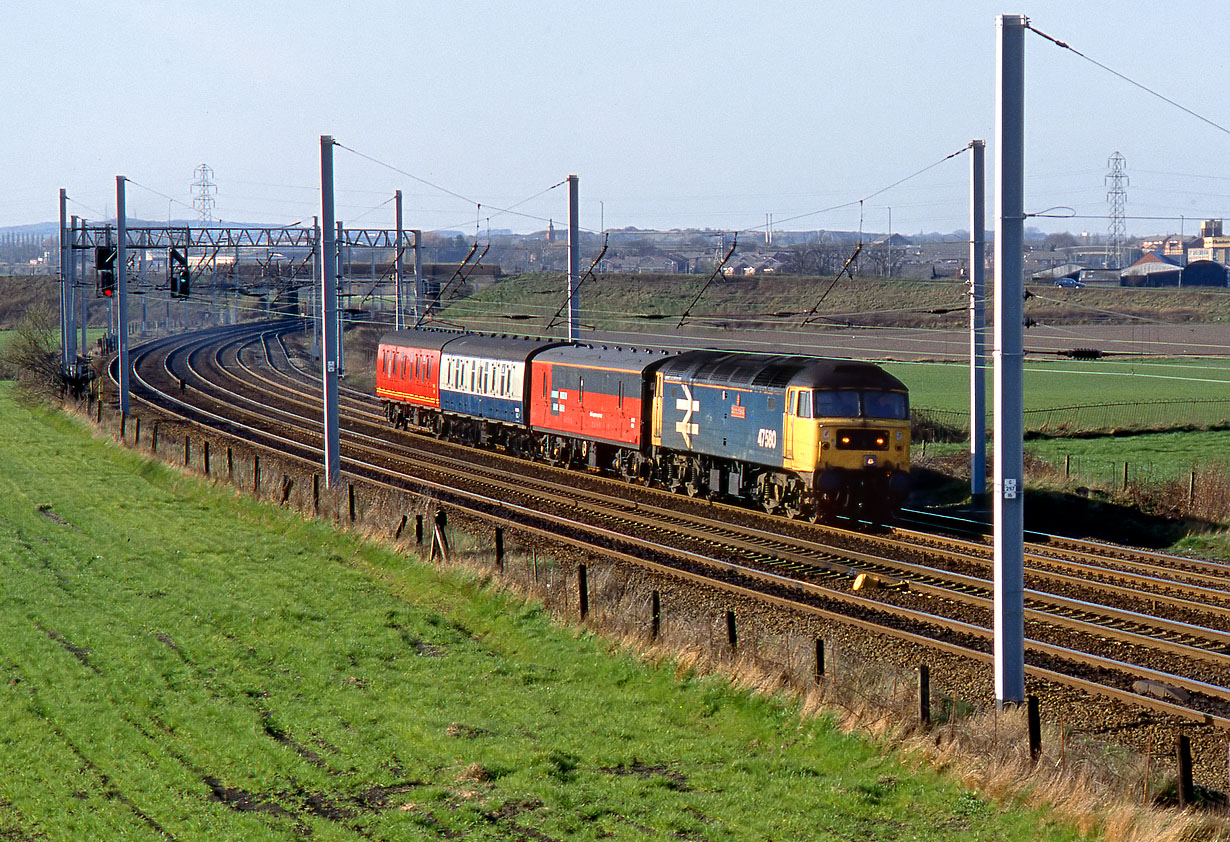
[815,390,860,418]
[795,390,812,418]
[863,391,909,420]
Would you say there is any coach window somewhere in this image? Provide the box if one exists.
[618,380,624,409]
[579,377,584,402]
[797,390,812,418]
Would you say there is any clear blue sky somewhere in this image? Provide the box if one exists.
[7,1,1229,238]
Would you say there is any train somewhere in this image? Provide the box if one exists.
[375,328,911,521]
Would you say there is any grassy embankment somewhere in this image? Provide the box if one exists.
[444,272,1230,333]
[0,384,1085,841]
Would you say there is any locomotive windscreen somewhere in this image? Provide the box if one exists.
[815,390,908,420]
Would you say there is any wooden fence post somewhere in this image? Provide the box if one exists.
[815,639,825,683]
[1028,695,1041,762]
[651,590,661,640]
[917,665,930,727]
[725,610,737,652]
[1177,734,1194,809]
[431,510,450,562]
[495,527,505,572]
[578,564,588,620]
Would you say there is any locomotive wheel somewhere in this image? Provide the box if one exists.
[616,453,640,483]
[781,478,808,520]
[682,458,705,497]
[756,473,781,514]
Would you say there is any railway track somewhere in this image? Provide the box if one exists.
[116,321,1230,740]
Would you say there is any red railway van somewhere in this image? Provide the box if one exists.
[529,344,671,447]
[376,329,456,409]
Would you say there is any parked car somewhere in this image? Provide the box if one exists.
[1053,277,1085,288]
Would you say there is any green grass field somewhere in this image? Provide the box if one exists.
[0,385,1084,841]
[889,357,1230,415]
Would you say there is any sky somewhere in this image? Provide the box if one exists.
[6,1,1230,239]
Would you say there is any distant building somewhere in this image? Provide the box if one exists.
[1030,263,1083,282]
[1140,234,1191,260]
[1180,259,1228,287]
[1120,252,1182,286]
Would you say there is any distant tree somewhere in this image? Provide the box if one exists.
[0,302,62,397]
[1043,232,1080,251]
[862,242,907,278]
[780,236,852,276]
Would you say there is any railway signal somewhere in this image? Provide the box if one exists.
[95,245,116,297]
[169,247,191,298]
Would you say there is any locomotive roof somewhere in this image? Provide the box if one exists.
[534,343,674,373]
[658,349,906,392]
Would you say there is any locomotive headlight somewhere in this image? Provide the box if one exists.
[865,455,877,467]
[840,436,851,445]
[875,437,885,446]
